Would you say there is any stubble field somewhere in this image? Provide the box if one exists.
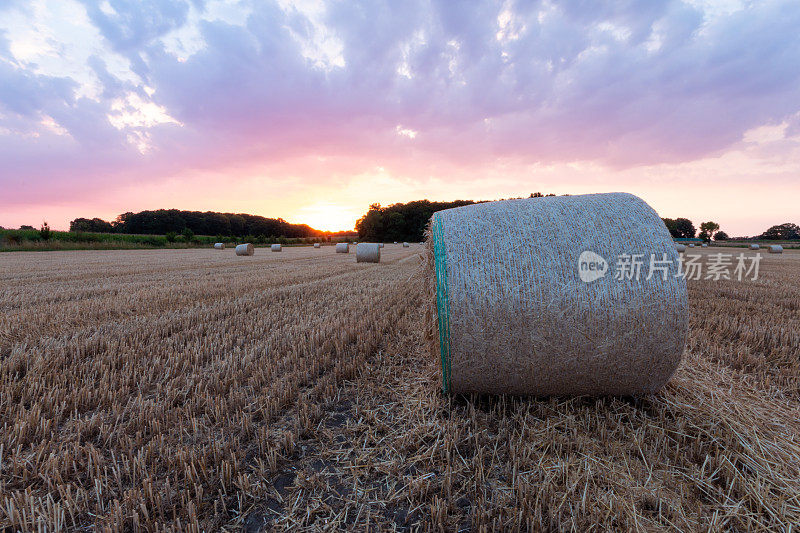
[1,245,799,531]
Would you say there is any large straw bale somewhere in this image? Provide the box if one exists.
[750,244,761,250]
[271,244,282,252]
[336,243,349,253]
[769,245,783,254]
[356,243,381,263]
[675,244,686,253]
[235,243,254,256]
[425,192,688,396]
[214,243,225,250]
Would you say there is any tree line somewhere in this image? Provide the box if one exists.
[355,193,561,242]
[63,204,800,244]
[70,209,323,238]
[355,196,799,243]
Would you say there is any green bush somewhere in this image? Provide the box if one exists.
[165,231,178,243]
[39,222,52,241]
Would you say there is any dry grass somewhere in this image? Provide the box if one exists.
[1,247,799,531]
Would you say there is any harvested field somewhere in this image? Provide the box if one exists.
[1,247,799,531]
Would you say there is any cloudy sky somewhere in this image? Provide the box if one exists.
[1,0,798,234]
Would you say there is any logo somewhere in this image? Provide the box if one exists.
[578,251,608,283]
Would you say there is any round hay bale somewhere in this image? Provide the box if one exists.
[769,244,783,254]
[356,243,381,263]
[335,242,349,253]
[271,244,282,252]
[675,244,686,253]
[426,192,688,396]
[701,243,708,247]
[214,242,225,250]
[750,244,760,250]
[235,243,254,256]
[689,243,695,247]
[394,241,398,244]
[314,243,321,248]
[379,243,384,248]
[403,242,410,247]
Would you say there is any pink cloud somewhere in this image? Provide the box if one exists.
[1,0,799,235]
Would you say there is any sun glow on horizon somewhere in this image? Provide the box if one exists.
[293,202,362,232]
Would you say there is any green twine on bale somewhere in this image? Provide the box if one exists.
[432,212,452,393]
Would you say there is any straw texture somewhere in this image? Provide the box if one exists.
[769,245,783,254]
[335,243,349,253]
[271,244,282,252]
[235,243,254,256]
[356,243,381,263]
[214,243,225,250]
[425,192,688,396]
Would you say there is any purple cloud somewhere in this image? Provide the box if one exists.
[1,0,799,208]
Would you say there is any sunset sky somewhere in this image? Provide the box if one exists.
[1,0,799,235]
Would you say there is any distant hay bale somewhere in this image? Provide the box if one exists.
[701,243,708,247]
[689,244,695,247]
[335,243,349,253]
[356,243,381,263]
[394,241,398,244]
[769,245,783,254]
[379,243,384,248]
[235,243,254,256]
[750,244,760,250]
[214,243,225,250]
[675,244,686,253]
[425,192,688,396]
[314,243,321,248]
[403,242,410,247]
[271,244,282,252]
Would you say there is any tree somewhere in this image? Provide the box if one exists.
[662,218,678,238]
[760,222,800,240]
[70,217,114,233]
[39,221,51,241]
[19,225,35,230]
[699,221,720,242]
[356,199,479,242]
[671,218,696,239]
[714,231,729,241]
[181,227,195,241]
[663,218,697,238]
